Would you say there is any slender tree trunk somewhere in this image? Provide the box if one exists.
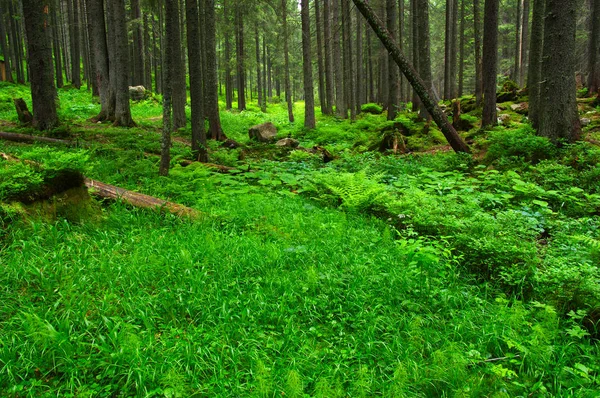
[352,0,470,153]
[110,0,135,127]
[444,0,453,99]
[224,0,232,110]
[0,2,13,82]
[235,4,246,110]
[519,0,529,87]
[157,3,164,94]
[262,32,267,111]
[342,0,355,120]
[282,0,294,122]
[324,0,334,114]
[186,0,208,162]
[538,0,581,143]
[301,0,316,128]
[170,0,187,130]
[59,0,71,83]
[386,0,399,120]
[82,0,95,94]
[367,25,374,103]
[416,0,432,119]
[8,0,24,83]
[411,0,420,111]
[22,0,59,130]
[513,0,522,83]
[356,6,364,113]
[315,0,326,115]
[144,12,152,91]
[70,0,81,88]
[458,0,465,97]
[255,25,263,112]
[205,0,226,140]
[482,0,499,127]
[450,0,458,98]
[528,0,544,127]
[87,0,112,121]
[131,0,144,86]
[50,1,62,87]
[473,0,483,105]
[333,0,345,117]
[589,0,600,94]
[161,0,176,176]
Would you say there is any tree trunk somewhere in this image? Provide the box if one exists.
[0,2,13,83]
[352,0,470,153]
[235,4,246,111]
[482,0,499,127]
[282,0,294,122]
[315,0,327,115]
[513,0,522,83]
[527,0,544,127]
[301,0,316,128]
[538,0,581,143]
[70,0,81,88]
[262,31,267,112]
[87,0,112,121]
[224,0,232,110]
[342,0,355,120]
[333,0,345,118]
[458,0,465,97]
[186,0,208,162]
[50,1,62,87]
[22,0,59,130]
[588,0,600,94]
[323,0,334,114]
[130,0,144,86]
[143,12,152,91]
[356,7,364,113]
[416,0,432,119]
[255,24,263,113]
[8,0,24,83]
[169,0,187,131]
[444,0,453,99]
[411,0,420,111]
[450,0,458,98]
[161,0,177,176]
[387,0,399,120]
[205,0,226,140]
[473,0,483,105]
[110,0,135,127]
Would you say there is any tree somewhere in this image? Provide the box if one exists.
[204,0,226,140]
[482,0,499,127]
[160,0,178,176]
[170,0,187,130]
[131,0,144,87]
[352,0,470,153]
[186,0,208,162]
[527,0,544,127]
[473,0,483,105]
[537,0,581,143]
[87,0,113,121]
[315,0,327,115]
[333,0,345,117]
[282,0,294,122]
[301,0,315,128]
[22,0,59,130]
[0,1,13,82]
[69,0,81,88]
[386,0,399,120]
[416,0,433,120]
[519,0,530,87]
[109,0,135,127]
[323,0,334,115]
[235,4,246,111]
[589,0,600,94]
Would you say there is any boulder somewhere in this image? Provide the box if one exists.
[510,102,529,115]
[221,139,242,149]
[249,122,277,142]
[581,118,591,127]
[498,114,511,125]
[129,85,149,101]
[496,91,518,103]
[275,138,299,148]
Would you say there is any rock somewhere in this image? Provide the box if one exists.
[129,85,149,101]
[510,102,529,115]
[308,146,334,163]
[275,138,299,148]
[496,91,518,103]
[13,98,33,125]
[221,139,242,149]
[581,118,591,127]
[498,114,511,125]
[249,122,277,142]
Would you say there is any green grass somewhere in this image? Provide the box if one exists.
[1,81,600,396]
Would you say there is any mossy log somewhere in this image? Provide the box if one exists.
[0,131,74,146]
[84,178,203,219]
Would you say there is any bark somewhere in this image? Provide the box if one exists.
[161,0,176,176]
[458,0,465,97]
[315,0,326,114]
[70,0,81,88]
[282,0,294,122]
[205,0,226,140]
[333,0,345,118]
[0,2,13,82]
[527,0,544,127]
[444,0,453,99]
[367,23,374,102]
[131,0,144,86]
[473,0,483,105]
[170,0,187,131]
[356,6,364,113]
[450,0,458,98]
[323,0,334,114]
[255,25,263,113]
[50,0,62,87]
[411,0,420,111]
[513,0,522,83]
[0,131,71,145]
[352,0,470,153]
[589,0,600,94]
[110,0,135,127]
[538,0,581,143]
[519,0,529,87]
[8,0,24,83]
[143,12,152,91]
[482,0,499,127]
[235,4,246,110]
[342,0,355,120]
[387,0,399,120]
[301,0,316,128]
[85,179,202,219]
[87,0,112,121]
[416,0,432,119]
[224,0,232,110]
[22,0,59,130]
[262,32,267,112]
[186,0,208,162]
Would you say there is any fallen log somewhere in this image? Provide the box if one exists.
[84,178,203,219]
[0,131,74,146]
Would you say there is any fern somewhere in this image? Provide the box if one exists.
[319,170,391,212]
[575,235,600,252]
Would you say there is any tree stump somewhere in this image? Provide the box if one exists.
[14,98,33,125]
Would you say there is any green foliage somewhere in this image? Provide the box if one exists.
[361,103,383,115]
[485,126,556,166]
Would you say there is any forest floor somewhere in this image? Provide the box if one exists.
[1,82,600,396]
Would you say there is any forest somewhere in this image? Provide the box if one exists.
[0,0,599,395]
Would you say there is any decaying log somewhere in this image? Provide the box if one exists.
[0,131,74,146]
[84,178,203,219]
[14,98,33,125]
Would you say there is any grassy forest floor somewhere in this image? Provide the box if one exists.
[1,82,600,396]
